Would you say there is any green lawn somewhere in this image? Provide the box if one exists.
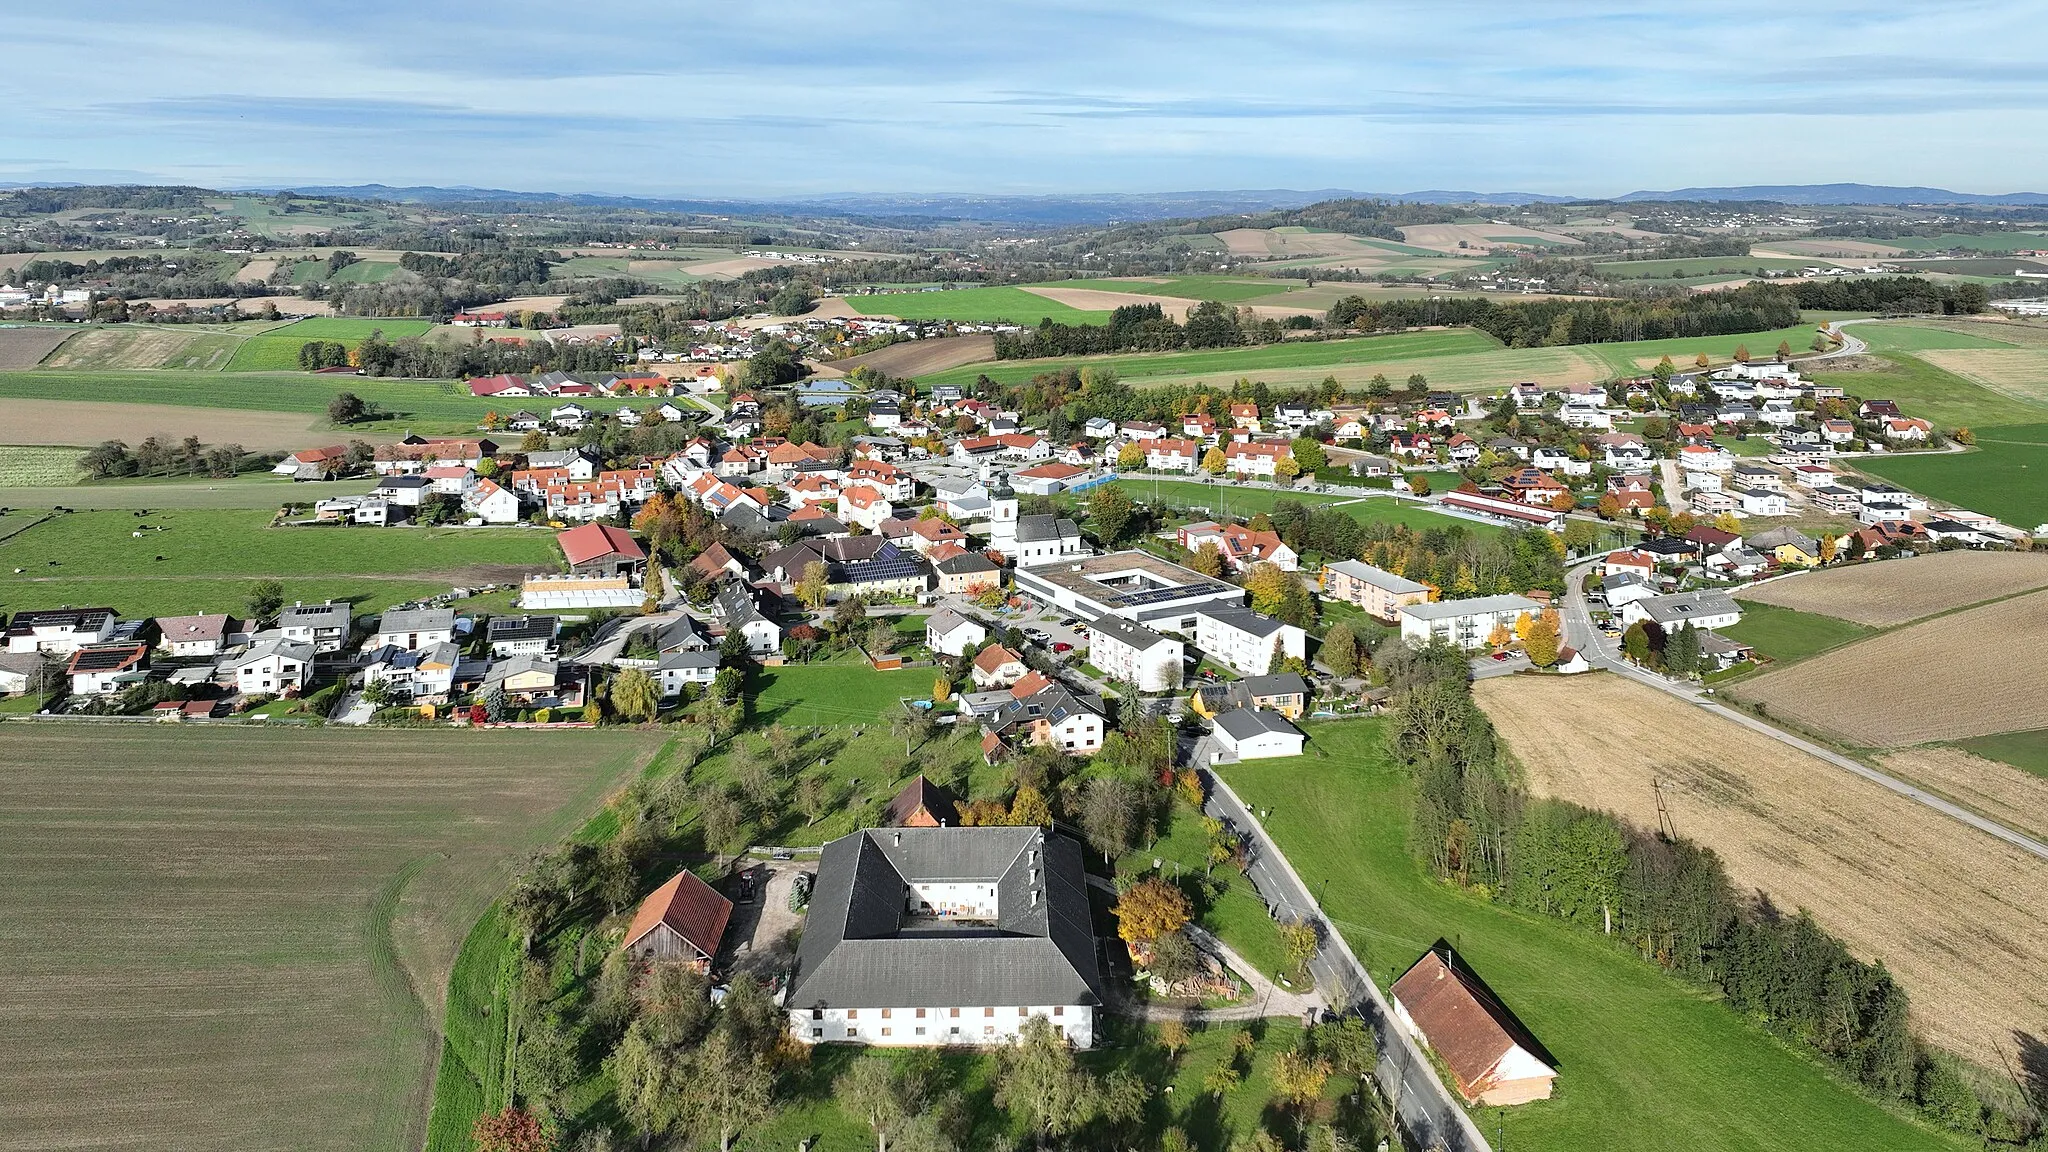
[0,476,377,509]
[1719,601,1874,667]
[0,508,557,618]
[1576,323,1842,376]
[223,335,323,372]
[1121,801,1296,984]
[275,317,435,340]
[1808,353,2048,431]
[749,662,946,725]
[1856,422,2048,529]
[848,286,1110,324]
[0,369,501,428]
[1218,720,1967,1152]
[1592,256,1814,279]
[1953,728,2048,780]
[919,328,1501,387]
[1113,478,1502,536]
[1050,276,1317,304]
[1852,322,2024,353]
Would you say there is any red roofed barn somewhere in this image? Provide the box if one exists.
[557,523,647,577]
[1391,946,1556,1106]
[621,871,734,971]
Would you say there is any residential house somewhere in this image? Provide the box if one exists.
[622,871,733,972]
[5,607,117,655]
[464,478,522,524]
[1600,550,1658,581]
[1085,615,1183,693]
[926,610,987,658]
[153,614,236,658]
[784,826,1104,1047]
[1810,486,1863,516]
[66,644,151,696]
[715,580,782,655]
[1501,467,1570,507]
[934,548,1003,595]
[1209,707,1304,761]
[838,483,895,532]
[1746,526,1824,567]
[1178,521,1298,572]
[1221,441,1287,478]
[1191,672,1310,720]
[656,649,722,696]
[273,444,351,481]
[1144,438,1202,473]
[1597,433,1653,470]
[1229,403,1261,430]
[1192,608,1306,677]
[373,437,495,475]
[227,637,315,696]
[1319,560,1432,622]
[986,682,1107,756]
[486,615,559,658]
[278,601,351,654]
[370,607,456,652]
[361,641,458,700]
[1732,487,1789,517]
[1620,590,1743,632]
[971,644,1030,689]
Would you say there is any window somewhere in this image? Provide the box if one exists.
[948,1008,960,1018]
[949,1026,960,1036]
[880,1027,891,1037]
[846,1009,858,1020]
[1052,1006,1063,1017]
[1054,1025,1064,1036]
[915,1008,926,1018]
[811,1028,823,1039]
[984,1007,995,1018]
[811,1008,823,1020]
[880,1008,891,1019]
[984,1026,995,1036]
[915,1027,926,1036]
[847,1027,857,1038]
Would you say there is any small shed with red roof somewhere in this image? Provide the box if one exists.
[1391,945,1556,1106]
[622,871,734,971]
[557,523,646,577]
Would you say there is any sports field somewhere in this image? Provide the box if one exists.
[1856,422,2048,529]
[1219,720,1967,1152]
[0,508,557,618]
[0,724,662,1152]
[849,285,1110,324]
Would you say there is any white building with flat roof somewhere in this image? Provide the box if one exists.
[1011,551,1244,633]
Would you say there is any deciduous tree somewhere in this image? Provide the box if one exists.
[1113,876,1193,946]
[1320,622,1359,678]
[994,1016,1101,1147]
[609,668,659,722]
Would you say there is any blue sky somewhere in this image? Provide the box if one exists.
[4,1,2046,197]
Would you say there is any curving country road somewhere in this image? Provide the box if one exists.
[1560,559,2048,863]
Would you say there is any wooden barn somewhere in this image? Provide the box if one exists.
[1390,945,1557,1106]
[621,871,733,971]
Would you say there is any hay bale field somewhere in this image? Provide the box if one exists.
[1475,673,2048,1065]
[1731,589,2048,747]
[831,333,996,377]
[0,725,664,1152]
[0,326,77,369]
[1735,552,2048,626]
[1879,746,2048,845]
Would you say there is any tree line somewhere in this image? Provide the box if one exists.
[1382,651,2038,1146]
[1327,282,1804,346]
[81,436,250,479]
[993,301,1303,359]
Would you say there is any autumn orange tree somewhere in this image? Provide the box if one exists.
[473,1108,551,1152]
[1113,876,1193,946]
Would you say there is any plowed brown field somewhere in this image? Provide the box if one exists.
[1476,673,2048,1064]
[0,326,74,369]
[1735,551,2048,626]
[1731,588,2048,746]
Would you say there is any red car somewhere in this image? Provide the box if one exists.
[1053,642,1074,654]
[1491,651,1511,661]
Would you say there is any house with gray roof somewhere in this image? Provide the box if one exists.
[1619,590,1743,632]
[785,826,1105,1048]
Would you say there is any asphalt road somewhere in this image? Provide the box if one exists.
[1559,560,2048,863]
[1203,770,1492,1152]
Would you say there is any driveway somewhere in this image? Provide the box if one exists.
[720,861,813,981]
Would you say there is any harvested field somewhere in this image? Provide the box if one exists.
[1880,747,2048,845]
[41,326,238,371]
[0,725,663,1152]
[1476,673,2048,1065]
[1731,589,2048,746]
[235,258,279,283]
[1763,239,1909,258]
[0,326,73,369]
[1734,552,2048,626]
[0,396,353,450]
[1916,348,2048,404]
[831,333,996,376]
[1398,222,1582,253]
[1020,285,1321,320]
[682,256,788,277]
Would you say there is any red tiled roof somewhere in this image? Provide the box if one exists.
[974,644,1025,674]
[621,871,733,959]
[1392,948,1549,1103]
[557,523,645,567]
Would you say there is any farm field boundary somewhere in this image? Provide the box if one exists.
[1732,551,2048,627]
[0,725,664,1152]
[1475,673,2048,1067]
[1729,587,2048,747]
[1855,422,2048,531]
[1879,746,2048,845]
[0,325,79,368]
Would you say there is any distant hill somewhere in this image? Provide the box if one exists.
[1613,183,2048,206]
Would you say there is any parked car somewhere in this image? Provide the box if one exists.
[1491,651,1511,661]
[1053,642,1073,654]
[1023,627,1050,643]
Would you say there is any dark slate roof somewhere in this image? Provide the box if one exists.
[1240,672,1308,698]
[1086,614,1170,652]
[935,551,1000,576]
[486,615,559,643]
[988,684,1103,738]
[1197,607,1287,639]
[785,827,1104,1010]
[1015,514,1080,543]
[279,601,349,629]
[1214,706,1301,740]
[840,541,926,587]
[715,580,770,627]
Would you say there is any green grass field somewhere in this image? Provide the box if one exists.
[1719,601,1874,666]
[1809,353,2048,430]
[1219,720,1969,1152]
[1953,728,2048,779]
[0,369,500,428]
[223,335,324,371]
[1111,478,1503,536]
[1847,233,2048,253]
[921,328,1502,387]
[749,662,946,725]
[849,286,1110,324]
[0,724,662,1152]
[1856,422,2048,530]
[275,317,435,340]
[1121,799,1296,983]
[0,476,377,508]
[1592,256,1814,279]
[0,446,83,485]
[1053,276,1316,304]
[0,508,557,618]
[1853,322,2026,352]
